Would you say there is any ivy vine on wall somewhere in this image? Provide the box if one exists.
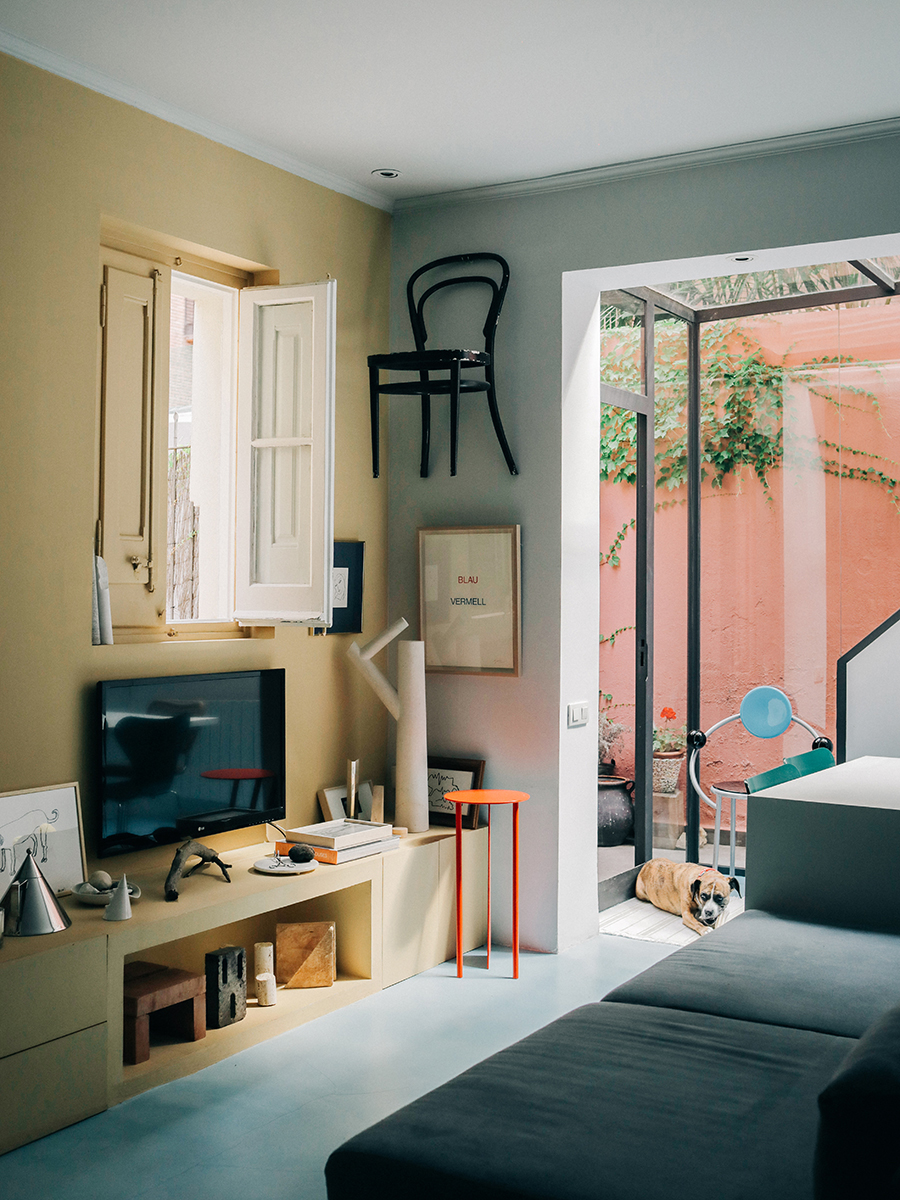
[599,315,899,509]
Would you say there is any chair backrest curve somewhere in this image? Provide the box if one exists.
[406,253,510,355]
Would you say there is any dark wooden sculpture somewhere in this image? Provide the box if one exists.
[164,839,232,901]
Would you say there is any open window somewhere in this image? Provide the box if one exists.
[96,243,336,639]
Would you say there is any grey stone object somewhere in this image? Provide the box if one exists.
[205,945,246,1028]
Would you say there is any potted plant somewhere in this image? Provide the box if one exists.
[652,707,686,793]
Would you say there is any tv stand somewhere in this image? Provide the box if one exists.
[0,826,487,1155]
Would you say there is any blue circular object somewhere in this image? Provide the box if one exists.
[739,686,792,738]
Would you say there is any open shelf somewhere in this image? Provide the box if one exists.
[116,973,375,1101]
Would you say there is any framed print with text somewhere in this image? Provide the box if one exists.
[418,526,520,675]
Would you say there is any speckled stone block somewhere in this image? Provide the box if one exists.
[205,945,247,1028]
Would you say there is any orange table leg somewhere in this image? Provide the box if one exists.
[455,801,463,977]
[486,806,492,970]
[512,801,520,979]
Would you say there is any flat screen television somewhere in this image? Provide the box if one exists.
[98,669,285,857]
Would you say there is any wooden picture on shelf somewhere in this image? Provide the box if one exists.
[418,526,521,676]
[427,757,485,829]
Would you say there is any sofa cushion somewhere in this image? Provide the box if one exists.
[814,1003,900,1199]
[605,909,900,1037]
[325,1000,853,1200]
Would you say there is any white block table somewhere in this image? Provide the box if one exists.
[747,755,900,932]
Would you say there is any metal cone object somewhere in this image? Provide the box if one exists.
[2,850,71,936]
[103,874,132,921]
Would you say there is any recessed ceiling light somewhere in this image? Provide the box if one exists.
[729,254,756,263]
[371,168,401,179]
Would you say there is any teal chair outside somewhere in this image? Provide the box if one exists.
[745,762,801,793]
[784,747,836,777]
[688,687,834,877]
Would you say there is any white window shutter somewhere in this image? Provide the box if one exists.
[234,280,336,624]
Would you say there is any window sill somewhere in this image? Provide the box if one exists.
[110,622,274,644]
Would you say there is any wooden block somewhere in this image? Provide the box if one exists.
[276,921,336,988]
[123,961,205,1017]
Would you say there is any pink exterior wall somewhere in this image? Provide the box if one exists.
[600,299,900,833]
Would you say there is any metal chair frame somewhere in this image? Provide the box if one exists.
[688,709,824,875]
[368,253,518,478]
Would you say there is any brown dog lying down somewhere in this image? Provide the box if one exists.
[636,858,741,936]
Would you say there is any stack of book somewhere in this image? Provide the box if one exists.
[286,819,399,865]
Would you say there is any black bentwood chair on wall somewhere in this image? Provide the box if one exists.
[368,252,518,478]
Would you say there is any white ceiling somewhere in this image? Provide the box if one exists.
[2,0,899,209]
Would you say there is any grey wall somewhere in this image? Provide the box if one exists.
[844,611,900,760]
[388,134,900,952]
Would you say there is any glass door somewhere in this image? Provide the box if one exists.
[598,291,654,899]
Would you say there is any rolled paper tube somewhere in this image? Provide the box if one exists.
[255,971,277,1006]
[371,785,385,824]
[346,758,359,819]
[395,640,429,832]
[254,941,274,976]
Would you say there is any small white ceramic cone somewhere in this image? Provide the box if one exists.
[104,874,132,921]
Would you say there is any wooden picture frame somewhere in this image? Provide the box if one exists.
[418,526,521,676]
[427,757,486,828]
[0,782,87,897]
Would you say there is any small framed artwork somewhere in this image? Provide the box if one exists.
[317,780,374,821]
[314,542,365,635]
[419,526,521,675]
[427,757,486,829]
[0,782,87,897]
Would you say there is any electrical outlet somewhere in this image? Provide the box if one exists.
[567,702,589,728]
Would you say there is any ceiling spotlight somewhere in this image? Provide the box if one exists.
[729,254,756,263]
[371,168,401,179]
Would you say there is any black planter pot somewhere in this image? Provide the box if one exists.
[597,777,635,847]
[597,760,617,778]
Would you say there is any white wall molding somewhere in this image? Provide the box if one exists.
[0,28,392,213]
[395,116,900,212]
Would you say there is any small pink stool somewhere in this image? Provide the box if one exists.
[444,789,529,979]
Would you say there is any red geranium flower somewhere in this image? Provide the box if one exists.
[660,707,676,721]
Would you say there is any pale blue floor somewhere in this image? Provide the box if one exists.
[1,934,672,1200]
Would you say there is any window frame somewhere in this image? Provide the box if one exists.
[96,230,334,643]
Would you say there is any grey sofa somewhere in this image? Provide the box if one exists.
[325,910,900,1200]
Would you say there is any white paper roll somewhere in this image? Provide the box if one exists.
[254,941,274,977]
[255,971,277,1006]
[94,556,114,645]
[396,640,429,832]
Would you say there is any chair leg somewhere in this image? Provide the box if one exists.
[369,364,381,478]
[485,372,519,475]
[450,361,460,476]
[713,796,722,875]
[419,374,431,478]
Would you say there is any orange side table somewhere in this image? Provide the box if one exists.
[445,789,529,979]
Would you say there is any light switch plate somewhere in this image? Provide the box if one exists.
[567,702,589,728]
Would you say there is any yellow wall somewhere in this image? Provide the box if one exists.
[0,52,392,867]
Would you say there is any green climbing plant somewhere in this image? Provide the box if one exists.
[599,317,898,508]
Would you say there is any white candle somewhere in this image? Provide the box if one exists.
[255,971,277,1006]
[254,941,274,977]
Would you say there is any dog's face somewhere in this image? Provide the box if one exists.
[690,873,741,927]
